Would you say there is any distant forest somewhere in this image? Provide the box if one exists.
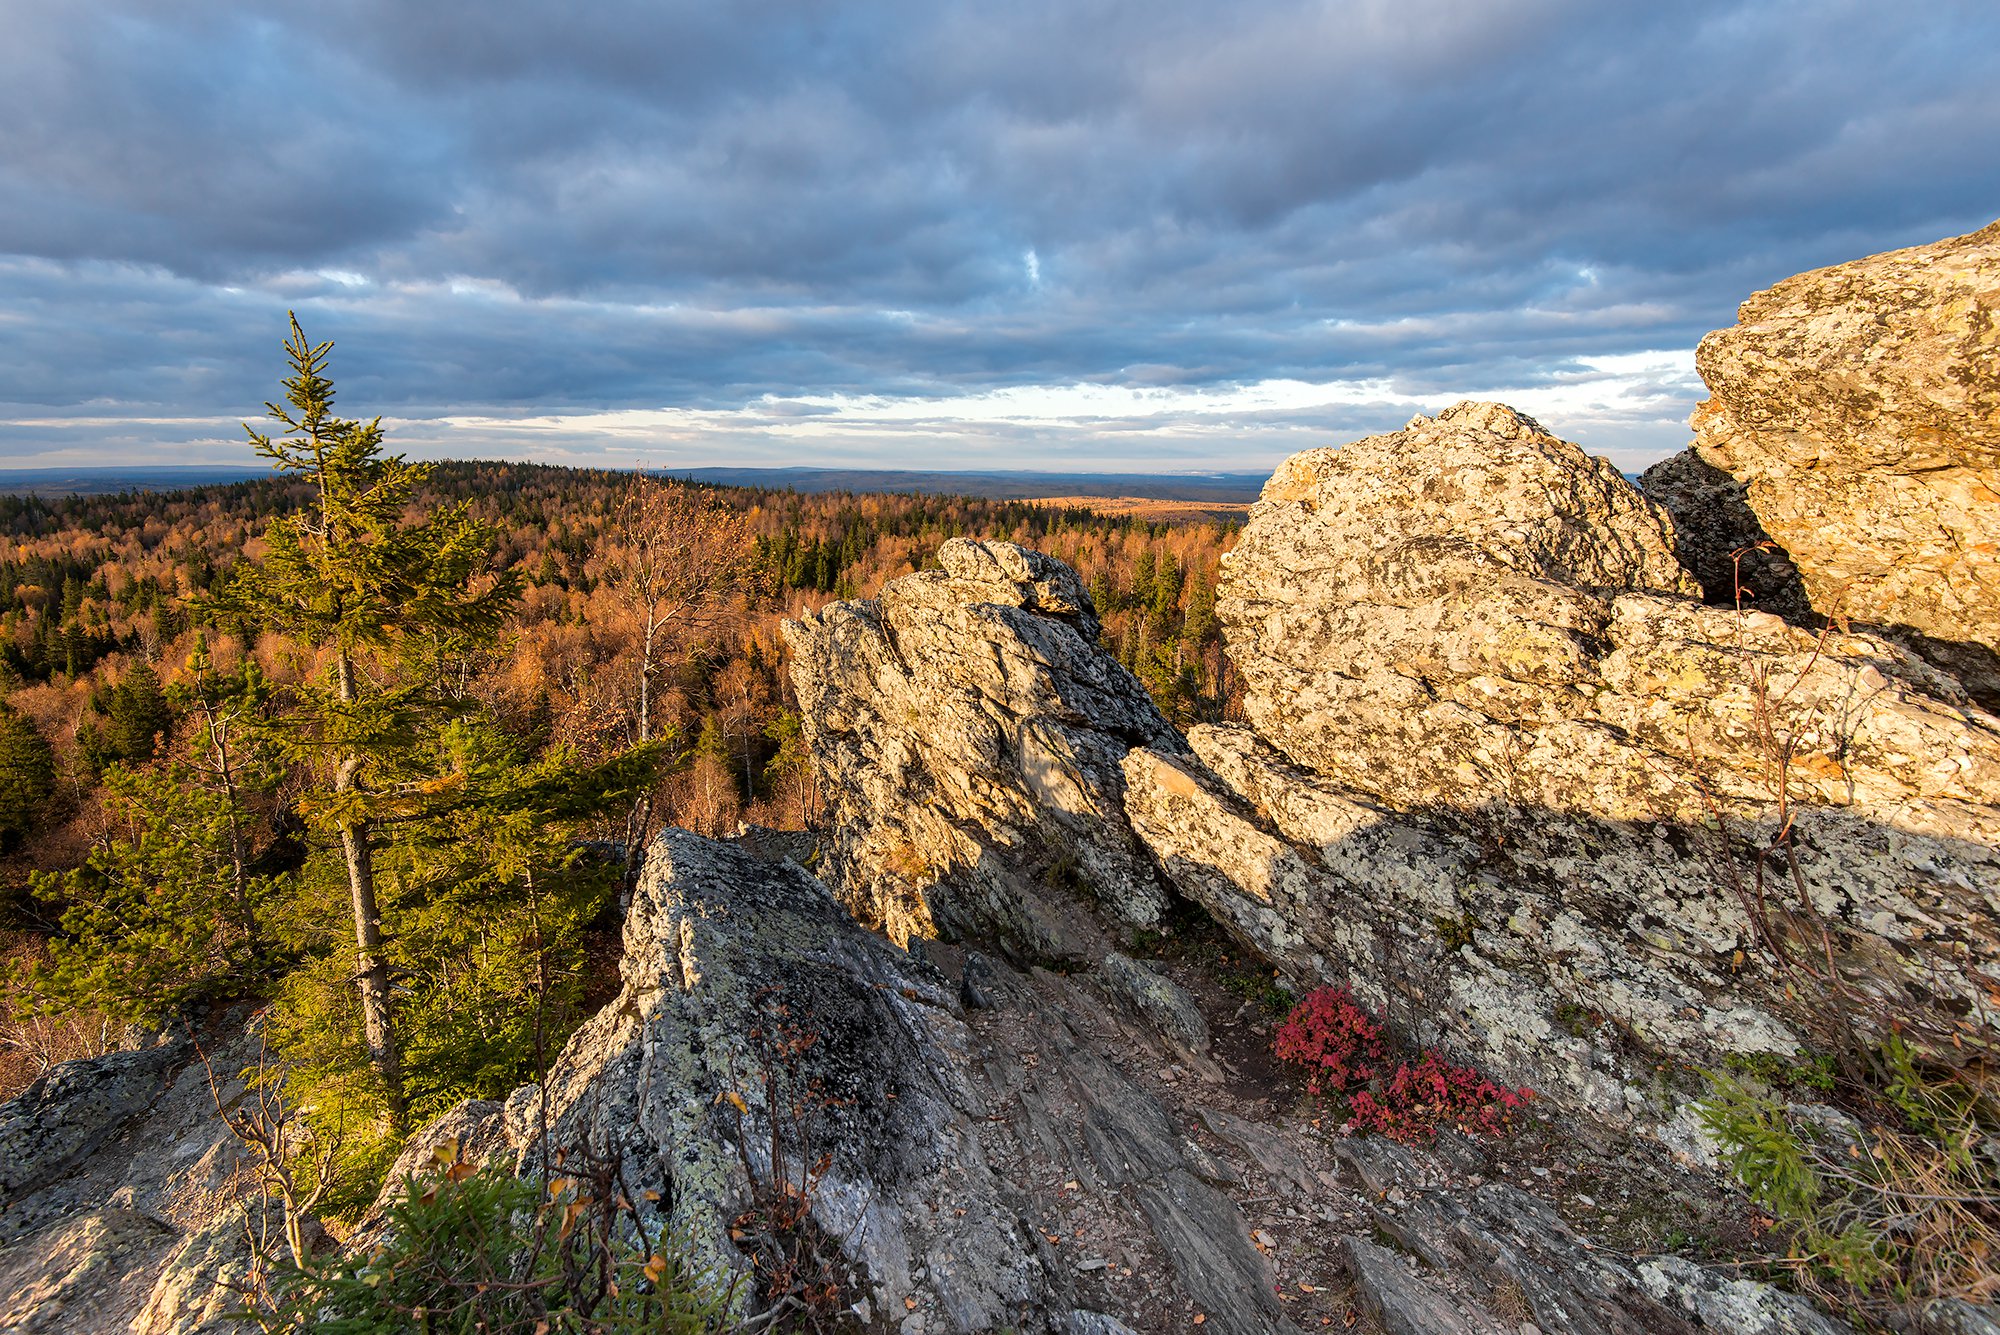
[0,456,1239,939]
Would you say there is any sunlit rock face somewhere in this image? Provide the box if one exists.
[1655,219,2000,709]
[1112,400,2000,1147]
[782,538,1183,964]
[1215,399,1997,824]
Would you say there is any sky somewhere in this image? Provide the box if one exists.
[1,0,1996,478]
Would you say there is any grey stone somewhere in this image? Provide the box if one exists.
[1097,952,1211,1056]
[1134,1168,1293,1335]
[1637,448,1811,622]
[1343,1235,1509,1334]
[1917,1299,2000,1335]
[0,1208,174,1334]
[1635,1255,1854,1335]
[362,1096,511,1226]
[783,538,1184,963]
[0,1039,188,1205]
[961,950,1000,1010]
[1343,1146,1853,1335]
[1060,1311,1141,1334]
[133,1204,274,1335]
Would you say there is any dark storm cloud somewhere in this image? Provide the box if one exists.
[0,0,1996,469]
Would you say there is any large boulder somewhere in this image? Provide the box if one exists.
[1655,221,2000,707]
[1216,400,1999,823]
[1122,403,2000,1144]
[783,538,1184,962]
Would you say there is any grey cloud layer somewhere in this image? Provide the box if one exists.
[1,0,1996,468]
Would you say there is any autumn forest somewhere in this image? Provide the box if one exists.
[0,338,1240,1210]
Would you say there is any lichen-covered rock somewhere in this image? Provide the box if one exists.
[0,1037,188,1206]
[1918,1298,2000,1335]
[0,1208,174,1334]
[1095,952,1211,1058]
[1325,1136,1852,1335]
[509,827,1298,1335]
[783,538,1183,962]
[0,1015,289,1335]
[132,1205,269,1335]
[1127,408,2000,1141]
[513,829,1022,1324]
[1121,733,1807,1150]
[1217,400,2000,823]
[1676,220,2000,706]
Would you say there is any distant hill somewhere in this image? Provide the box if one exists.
[0,462,1270,504]
[664,466,1269,503]
[0,466,265,497]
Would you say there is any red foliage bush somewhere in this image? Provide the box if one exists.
[1273,987,1530,1143]
[1348,1050,1529,1142]
[1271,986,1383,1096]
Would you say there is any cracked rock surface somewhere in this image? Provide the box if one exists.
[783,537,1183,962]
[1107,402,2000,1147]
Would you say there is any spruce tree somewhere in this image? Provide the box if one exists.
[215,316,521,1130]
[108,660,173,762]
[0,704,55,852]
[25,763,278,1021]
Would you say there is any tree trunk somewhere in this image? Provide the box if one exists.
[337,812,404,1132]
[335,652,406,1133]
[207,710,262,949]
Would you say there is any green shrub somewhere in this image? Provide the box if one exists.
[1698,1041,1999,1314]
[257,1141,740,1333]
[18,764,278,1023]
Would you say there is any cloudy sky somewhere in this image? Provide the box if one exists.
[2,0,1995,476]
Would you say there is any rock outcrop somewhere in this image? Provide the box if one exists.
[0,1024,260,1335]
[1649,221,2000,707]
[488,824,1841,1335]
[1117,401,2000,1145]
[1,1039,190,1204]
[1216,400,1998,823]
[506,827,1303,1334]
[783,538,1184,962]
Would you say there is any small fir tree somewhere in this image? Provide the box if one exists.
[108,659,173,762]
[0,704,55,853]
[213,316,521,1131]
[23,764,280,1021]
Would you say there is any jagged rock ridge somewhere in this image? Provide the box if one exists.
[9,225,2000,1335]
[783,537,1184,963]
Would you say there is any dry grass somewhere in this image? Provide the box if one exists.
[0,931,122,1101]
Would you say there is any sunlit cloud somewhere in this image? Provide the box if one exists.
[0,0,1994,474]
